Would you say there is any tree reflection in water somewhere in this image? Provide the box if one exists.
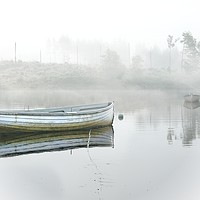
[166,100,200,146]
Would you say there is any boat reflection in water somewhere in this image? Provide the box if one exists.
[181,101,200,146]
[183,100,200,110]
[0,126,114,158]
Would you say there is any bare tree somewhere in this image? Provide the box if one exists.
[167,35,179,72]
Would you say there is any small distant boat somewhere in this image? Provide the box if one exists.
[0,102,114,131]
[184,94,200,103]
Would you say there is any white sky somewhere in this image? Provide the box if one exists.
[0,0,199,61]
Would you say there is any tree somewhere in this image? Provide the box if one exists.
[58,36,72,63]
[101,49,121,67]
[181,32,200,71]
[131,55,144,68]
[101,49,124,78]
[167,35,179,72]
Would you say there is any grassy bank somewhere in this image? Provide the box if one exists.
[0,62,199,91]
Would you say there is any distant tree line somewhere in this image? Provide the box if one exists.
[37,32,200,73]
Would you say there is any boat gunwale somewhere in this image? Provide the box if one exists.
[184,94,200,98]
[0,102,114,116]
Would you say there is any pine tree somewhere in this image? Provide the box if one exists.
[181,32,200,71]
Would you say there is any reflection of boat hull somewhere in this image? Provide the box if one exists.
[0,126,114,158]
[184,94,200,102]
[0,102,114,131]
[184,101,200,109]
[182,101,200,145]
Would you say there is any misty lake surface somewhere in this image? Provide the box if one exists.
[0,89,200,200]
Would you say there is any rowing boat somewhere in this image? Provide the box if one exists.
[0,102,114,131]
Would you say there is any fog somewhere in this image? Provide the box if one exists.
[1,2,200,200]
[0,0,200,60]
[0,0,199,94]
[0,0,200,91]
[0,39,200,92]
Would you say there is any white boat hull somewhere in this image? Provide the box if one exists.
[0,102,114,131]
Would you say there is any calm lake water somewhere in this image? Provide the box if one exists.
[0,89,200,200]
